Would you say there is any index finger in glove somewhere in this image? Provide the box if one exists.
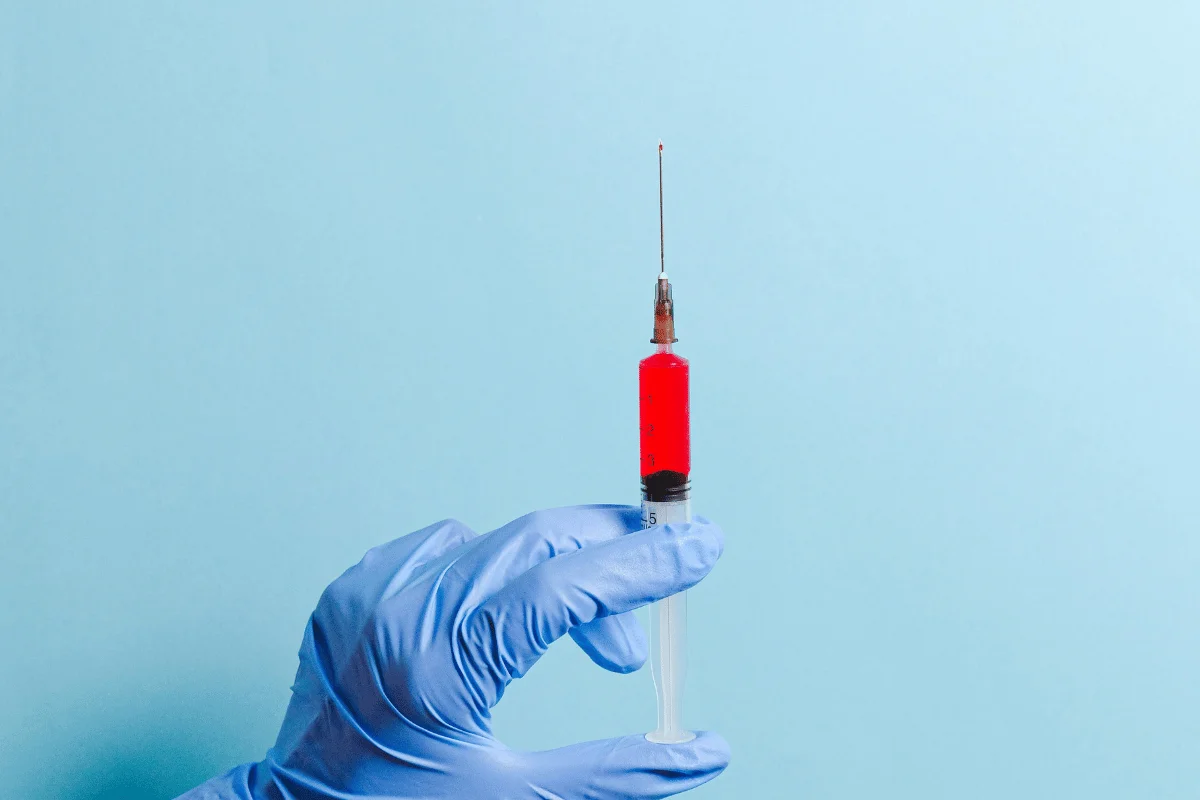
[461,519,723,686]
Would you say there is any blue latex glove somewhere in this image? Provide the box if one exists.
[178,505,728,800]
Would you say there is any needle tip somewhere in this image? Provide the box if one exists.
[658,140,663,151]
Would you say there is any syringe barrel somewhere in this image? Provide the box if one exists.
[639,343,694,744]
[639,347,690,494]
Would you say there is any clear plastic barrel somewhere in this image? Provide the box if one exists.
[642,497,694,744]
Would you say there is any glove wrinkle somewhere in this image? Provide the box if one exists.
[307,619,408,765]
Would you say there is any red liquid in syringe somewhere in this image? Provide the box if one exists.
[639,349,690,478]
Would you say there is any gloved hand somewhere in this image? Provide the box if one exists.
[178,505,729,800]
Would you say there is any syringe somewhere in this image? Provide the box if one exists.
[640,141,694,744]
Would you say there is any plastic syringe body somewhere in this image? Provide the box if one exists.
[640,275,694,744]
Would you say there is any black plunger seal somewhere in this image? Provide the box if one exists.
[641,470,690,503]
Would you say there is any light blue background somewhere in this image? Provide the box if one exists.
[2,3,1198,798]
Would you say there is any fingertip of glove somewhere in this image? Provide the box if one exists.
[607,655,647,674]
[568,616,648,674]
[699,518,726,559]
[676,516,723,548]
[638,521,723,594]
[625,729,731,776]
[670,519,725,566]
[686,730,732,770]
